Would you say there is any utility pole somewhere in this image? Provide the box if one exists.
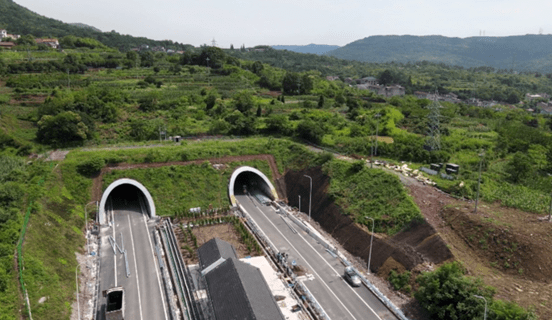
[304,175,312,221]
[365,216,375,274]
[473,295,487,320]
[76,264,81,320]
[67,68,70,90]
[298,195,301,213]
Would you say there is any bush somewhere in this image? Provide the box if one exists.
[415,262,495,320]
[388,270,411,291]
[77,157,105,176]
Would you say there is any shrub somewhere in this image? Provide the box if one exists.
[77,157,105,176]
[415,262,495,320]
[388,270,411,291]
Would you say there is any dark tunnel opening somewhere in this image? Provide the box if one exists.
[106,184,150,215]
[233,172,274,204]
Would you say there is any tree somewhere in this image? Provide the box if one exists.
[37,111,90,146]
[506,152,534,183]
[256,105,262,117]
[282,72,300,95]
[318,95,325,108]
[251,61,264,74]
[232,91,255,114]
[140,51,155,67]
[139,91,161,112]
[415,262,494,320]
[296,119,325,144]
[15,34,35,46]
[205,93,218,110]
[379,69,393,85]
[198,46,226,68]
[506,91,520,104]
[265,114,292,135]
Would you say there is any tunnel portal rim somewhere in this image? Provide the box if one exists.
[98,178,156,225]
[228,166,278,206]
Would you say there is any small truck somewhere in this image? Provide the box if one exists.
[103,287,125,320]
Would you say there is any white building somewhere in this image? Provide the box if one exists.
[0,29,7,39]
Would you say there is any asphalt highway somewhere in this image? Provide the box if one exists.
[236,193,398,320]
[95,194,168,320]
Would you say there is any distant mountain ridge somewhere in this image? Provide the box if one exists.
[326,35,552,72]
[272,44,340,55]
[69,22,102,33]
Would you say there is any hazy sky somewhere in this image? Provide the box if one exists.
[14,0,552,47]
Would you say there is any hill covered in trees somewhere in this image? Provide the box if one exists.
[0,0,190,50]
[326,34,552,72]
[272,44,340,55]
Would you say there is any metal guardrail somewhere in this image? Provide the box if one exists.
[159,221,193,320]
[166,219,208,320]
[236,204,329,320]
[274,203,410,320]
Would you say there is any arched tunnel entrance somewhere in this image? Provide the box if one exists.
[228,166,278,206]
[98,178,156,225]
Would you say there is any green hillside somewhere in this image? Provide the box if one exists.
[326,34,552,72]
[0,0,189,50]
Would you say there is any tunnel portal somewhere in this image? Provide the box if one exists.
[228,166,278,206]
[98,178,156,225]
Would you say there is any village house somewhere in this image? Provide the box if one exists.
[525,93,551,101]
[540,106,552,115]
[443,92,461,103]
[0,42,16,49]
[357,83,405,97]
[414,91,430,99]
[326,76,340,81]
[358,76,378,85]
[0,29,6,39]
[35,38,59,49]
[537,101,550,109]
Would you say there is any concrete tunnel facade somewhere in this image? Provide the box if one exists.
[228,166,278,206]
[98,178,156,225]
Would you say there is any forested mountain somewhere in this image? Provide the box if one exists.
[326,35,552,72]
[68,22,102,33]
[0,0,190,50]
[272,44,340,55]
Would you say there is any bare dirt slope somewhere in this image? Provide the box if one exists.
[407,177,552,319]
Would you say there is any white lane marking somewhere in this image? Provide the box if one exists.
[128,214,144,320]
[241,200,352,320]
[238,203,279,250]
[291,218,384,320]
[111,204,117,287]
[142,214,168,320]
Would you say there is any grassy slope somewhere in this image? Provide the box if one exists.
[323,160,422,235]
[101,159,273,216]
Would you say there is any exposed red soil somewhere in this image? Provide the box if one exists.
[172,222,260,265]
[10,94,47,105]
